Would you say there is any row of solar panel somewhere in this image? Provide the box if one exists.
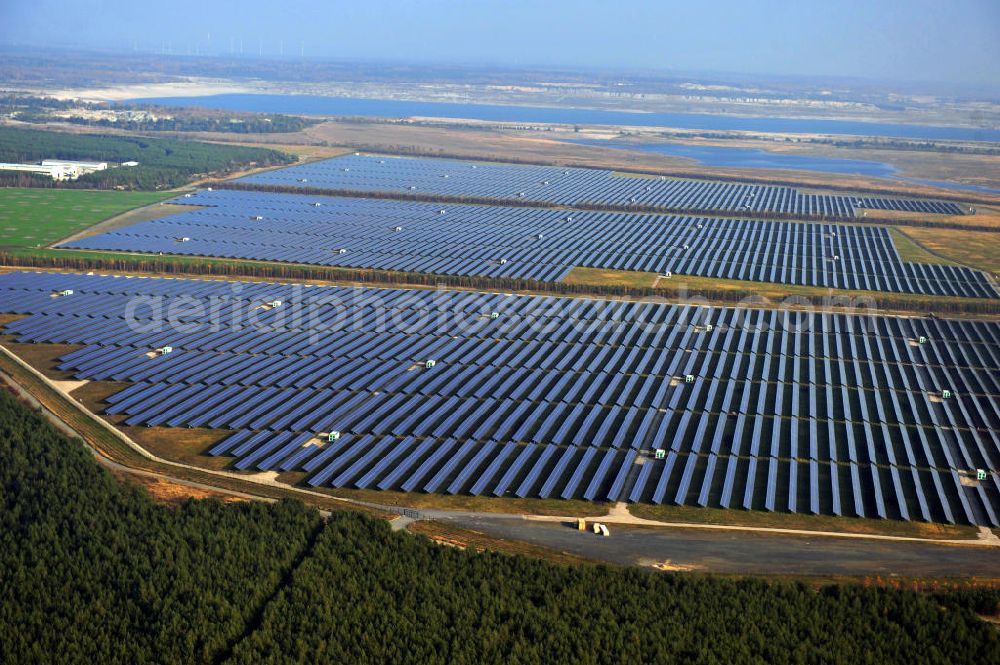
[8,275,994,472]
[63,224,990,297]
[206,430,998,526]
[4,293,1000,395]
[96,190,901,256]
[60,189,994,297]
[51,337,999,403]
[236,154,966,217]
[101,377,997,473]
[1,271,996,525]
[47,339,1000,434]
[13,332,1000,438]
[9,301,999,384]
[6,271,1000,344]
[43,322,998,430]
[0,282,1000,380]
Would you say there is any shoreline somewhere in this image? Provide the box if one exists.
[23,81,999,134]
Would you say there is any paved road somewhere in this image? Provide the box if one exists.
[445,515,1000,576]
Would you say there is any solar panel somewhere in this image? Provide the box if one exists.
[60,185,995,298]
[2,270,997,526]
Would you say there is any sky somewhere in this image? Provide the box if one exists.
[1,0,999,89]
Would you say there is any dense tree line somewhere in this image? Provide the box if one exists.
[53,112,316,134]
[232,515,1000,664]
[807,138,1000,155]
[0,126,294,190]
[0,172,52,188]
[2,94,318,134]
[0,388,322,664]
[1,385,999,663]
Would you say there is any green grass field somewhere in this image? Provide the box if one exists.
[0,188,174,251]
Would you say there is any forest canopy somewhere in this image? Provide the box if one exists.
[1,93,319,134]
[0,126,294,190]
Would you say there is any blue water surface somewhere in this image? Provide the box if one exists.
[126,93,1000,143]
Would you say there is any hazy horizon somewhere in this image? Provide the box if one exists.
[1,0,999,91]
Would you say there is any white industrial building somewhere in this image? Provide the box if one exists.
[41,159,109,173]
[0,162,77,181]
[0,159,110,181]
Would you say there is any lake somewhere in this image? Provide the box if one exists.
[126,93,1000,143]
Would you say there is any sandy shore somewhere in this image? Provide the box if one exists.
[44,78,260,102]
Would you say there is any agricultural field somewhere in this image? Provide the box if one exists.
[1,271,997,528]
[0,187,173,252]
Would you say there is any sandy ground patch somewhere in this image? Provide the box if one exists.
[52,379,89,393]
[247,470,281,483]
[639,558,705,572]
[46,78,258,102]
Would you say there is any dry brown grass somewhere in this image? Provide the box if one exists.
[312,486,608,518]
[888,228,956,265]
[564,268,660,289]
[123,426,232,469]
[563,266,999,315]
[0,340,83,380]
[861,206,1000,230]
[407,520,597,565]
[0,313,26,326]
[897,227,1000,274]
[71,380,132,412]
[107,467,247,505]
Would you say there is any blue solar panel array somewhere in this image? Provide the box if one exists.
[237,153,967,217]
[60,189,997,298]
[2,271,998,526]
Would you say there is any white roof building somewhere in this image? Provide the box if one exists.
[41,159,108,174]
[0,163,76,181]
